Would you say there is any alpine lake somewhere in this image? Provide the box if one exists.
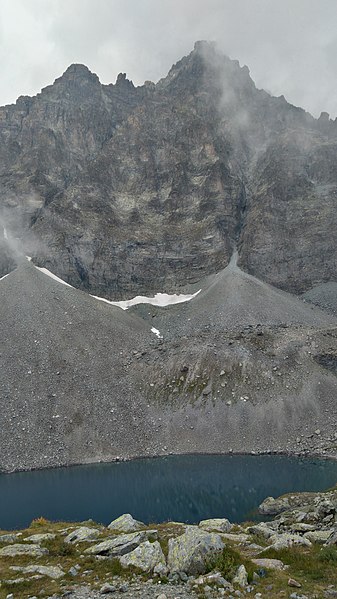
[1,454,337,530]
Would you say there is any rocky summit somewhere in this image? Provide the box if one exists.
[1,42,337,472]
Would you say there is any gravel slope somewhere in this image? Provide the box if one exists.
[1,258,337,472]
[0,262,156,471]
[138,256,337,340]
[302,281,337,316]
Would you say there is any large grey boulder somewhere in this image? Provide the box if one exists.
[10,565,65,579]
[24,533,56,543]
[304,530,332,544]
[119,540,166,573]
[252,558,286,571]
[248,523,276,539]
[258,496,290,516]
[266,533,312,551]
[233,564,248,587]
[199,518,232,533]
[85,531,147,556]
[64,526,100,544]
[0,543,48,557]
[167,527,224,575]
[108,514,145,533]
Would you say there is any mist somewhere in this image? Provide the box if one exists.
[0,0,337,117]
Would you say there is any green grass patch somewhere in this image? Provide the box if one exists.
[318,545,337,563]
[206,546,255,582]
[42,536,77,557]
[261,545,336,583]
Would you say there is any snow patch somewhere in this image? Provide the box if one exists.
[35,266,73,288]
[0,272,11,282]
[32,260,200,308]
[91,289,201,310]
[151,327,163,339]
[33,261,200,309]
[3,227,8,240]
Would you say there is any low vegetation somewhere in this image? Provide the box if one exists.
[0,514,336,599]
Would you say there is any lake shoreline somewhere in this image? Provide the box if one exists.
[1,447,337,476]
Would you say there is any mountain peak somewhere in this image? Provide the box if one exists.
[193,39,217,53]
[55,63,100,86]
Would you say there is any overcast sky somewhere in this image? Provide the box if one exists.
[0,0,337,117]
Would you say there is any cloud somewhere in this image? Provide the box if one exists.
[0,0,337,117]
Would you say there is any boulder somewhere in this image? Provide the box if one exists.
[100,583,117,594]
[108,513,145,533]
[167,527,224,575]
[221,533,249,543]
[0,543,48,557]
[248,523,276,539]
[252,558,285,571]
[119,540,166,573]
[199,518,232,533]
[258,496,290,516]
[10,565,65,579]
[144,529,158,541]
[304,530,332,544]
[325,527,337,546]
[233,564,248,587]
[194,572,233,589]
[85,531,147,556]
[0,534,17,543]
[290,523,316,533]
[3,577,26,585]
[314,500,335,521]
[266,533,312,551]
[64,526,100,543]
[24,533,56,543]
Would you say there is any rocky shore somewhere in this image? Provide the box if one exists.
[1,487,337,599]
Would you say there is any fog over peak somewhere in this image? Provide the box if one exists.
[0,0,337,117]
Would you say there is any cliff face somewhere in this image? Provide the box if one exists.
[241,129,337,292]
[1,42,337,297]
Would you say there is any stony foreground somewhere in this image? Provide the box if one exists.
[1,487,337,599]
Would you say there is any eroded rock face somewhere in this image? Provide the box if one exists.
[1,42,337,298]
[239,130,337,293]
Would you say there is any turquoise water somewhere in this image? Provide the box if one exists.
[1,454,337,530]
